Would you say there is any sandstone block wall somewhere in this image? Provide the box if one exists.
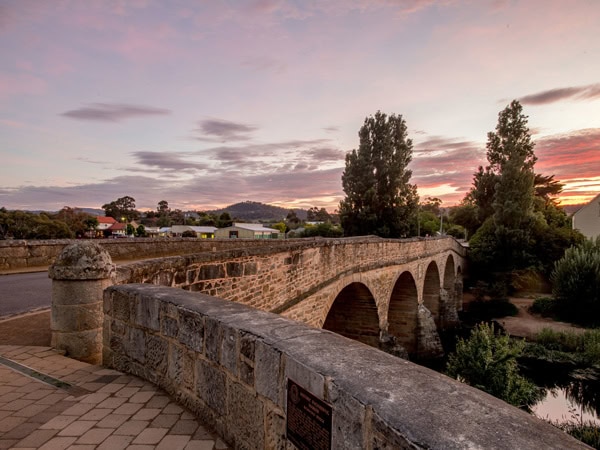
[103,284,587,449]
[0,237,291,272]
[116,237,465,315]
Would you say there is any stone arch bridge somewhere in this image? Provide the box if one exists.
[50,236,466,362]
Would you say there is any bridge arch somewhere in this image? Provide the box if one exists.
[422,262,441,325]
[443,254,455,291]
[322,282,381,348]
[388,271,419,354]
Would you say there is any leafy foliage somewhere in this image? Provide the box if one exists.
[529,296,557,318]
[102,196,139,222]
[339,111,418,238]
[301,222,344,238]
[551,238,600,326]
[446,323,541,410]
[556,421,600,449]
[532,328,600,365]
[0,208,73,239]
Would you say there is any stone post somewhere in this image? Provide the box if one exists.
[49,241,115,364]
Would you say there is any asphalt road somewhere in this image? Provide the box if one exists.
[0,271,52,317]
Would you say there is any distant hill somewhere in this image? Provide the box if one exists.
[209,201,307,222]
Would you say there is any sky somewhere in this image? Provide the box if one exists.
[1,0,599,213]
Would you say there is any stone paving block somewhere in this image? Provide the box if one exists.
[79,392,110,405]
[75,427,113,444]
[0,439,18,449]
[37,393,68,405]
[114,419,149,435]
[132,408,161,421]
[146,395,170,409]
[39,414,78,430]
[80,408,112,421]
[171,419,199,435]
[156,434,191,450]
[163,403,184,414]
[57,420,96,436]
[113,402,143,415]
[2,420,39,439]
[151,413,179,428]
[13,402,50,418]
[14,429,59,448]
[23,389,55,400]
[96,413,130,429]
[1,398,34,411]
[184,440,216,450]
[97,382,123,394]
[0,415,27,433]
[132,427,169,445]
[130,391,154,404]
[114,386,139,398]
[38,436,77,450]
[61,403,95,416]
[96,396,127,409]
[96,434,134,450]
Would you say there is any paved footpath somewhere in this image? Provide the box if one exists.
[0,345,228,450]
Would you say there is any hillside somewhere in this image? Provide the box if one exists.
[209,201,307,222]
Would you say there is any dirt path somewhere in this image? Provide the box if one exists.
[495,297,585,340]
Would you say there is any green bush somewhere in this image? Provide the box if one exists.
[446,323,541,410]
[533,328,600,366]
[555,421,600,449]
[464,298,518,321]
[551,237,600,326]
[529,296,557,317]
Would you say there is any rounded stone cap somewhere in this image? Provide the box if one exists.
[49,241,115,280]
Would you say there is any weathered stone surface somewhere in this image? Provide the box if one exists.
[135,294,160,331]
[416,303,444,360]
[146,334,168,376]
[102,284,588,450]
[327,380,366,449]
[128,327,146,363]
[48,241,115,280]
[204,317,220,362]
[227,380,265,449]
[178,309,204,353]
[220,324,238,375]
[195,358,226,415]
[255,340,283,406]
[52,328,102,364]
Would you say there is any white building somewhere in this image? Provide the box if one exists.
[214,223,282,239]
[572,193,600,240]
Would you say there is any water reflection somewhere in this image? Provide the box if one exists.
[521,359,600,425]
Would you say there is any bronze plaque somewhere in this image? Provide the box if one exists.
[286,378,332,450]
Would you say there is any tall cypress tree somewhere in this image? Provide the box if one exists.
[339,111,418,238]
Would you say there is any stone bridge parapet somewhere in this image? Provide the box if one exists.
[102,283,586,449]
[50,237,467,364]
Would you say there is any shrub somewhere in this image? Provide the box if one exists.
[551,237,600,326]
[533,328,600,366]
[464,298,518,322]
[554,420,600,449]
[529,297,557,317]
[446,323,541,410]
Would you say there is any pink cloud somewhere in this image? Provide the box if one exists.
[0,73,46,98]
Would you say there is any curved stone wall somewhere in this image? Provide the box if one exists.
[102,284,587,449]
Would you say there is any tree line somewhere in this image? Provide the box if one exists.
[339,102,583,295]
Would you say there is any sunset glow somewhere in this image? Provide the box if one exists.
[1,1,599,212]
